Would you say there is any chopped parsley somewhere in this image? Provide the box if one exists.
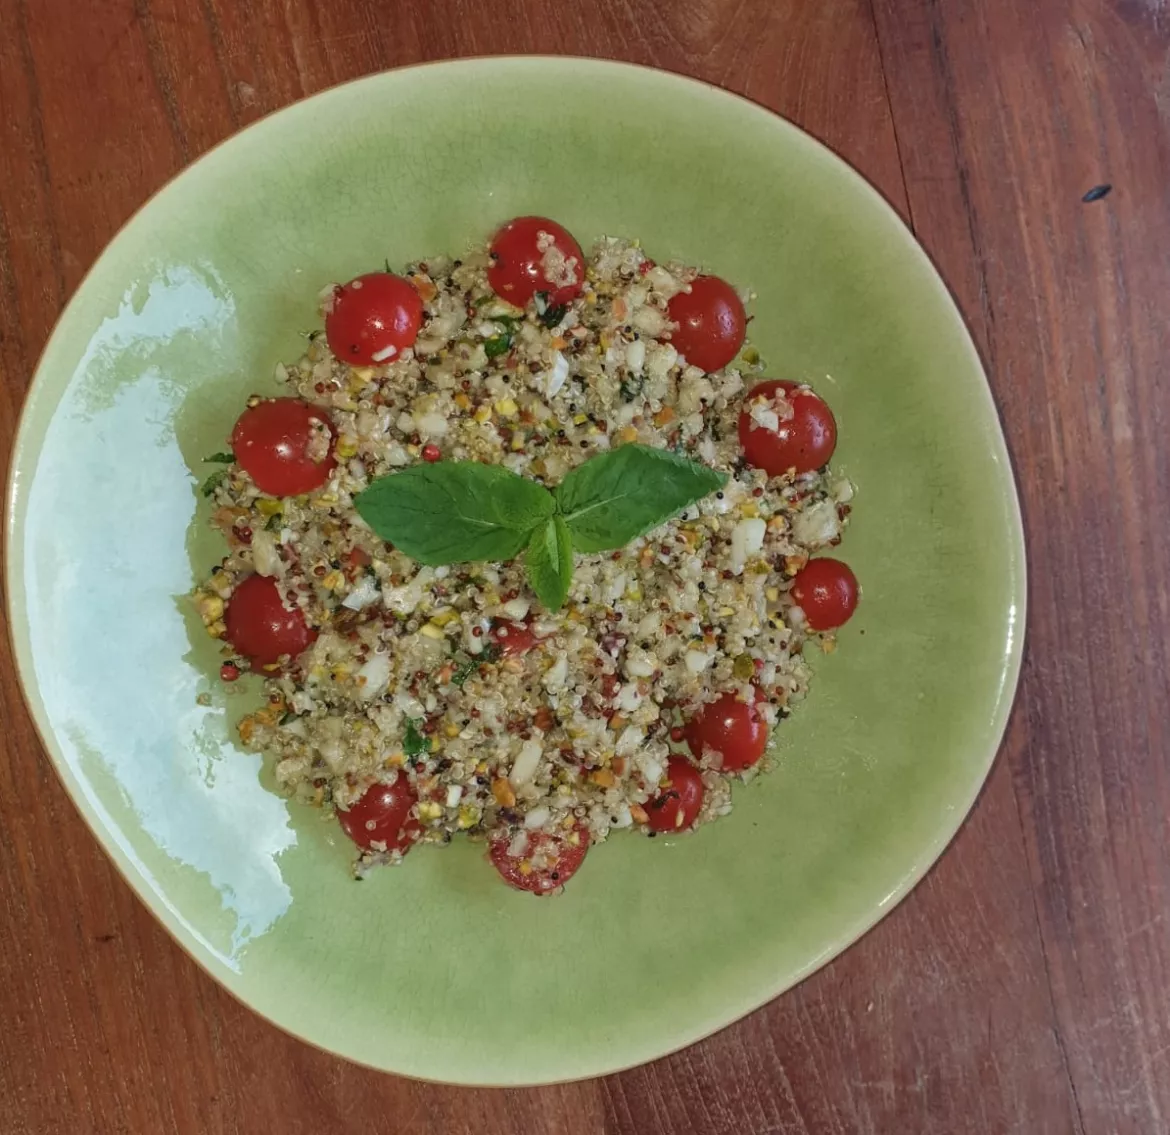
[200,469,229,497]
[619,374,646,402]
[484,332,513,358]
[403,718,428,757]
[538,303,568,329]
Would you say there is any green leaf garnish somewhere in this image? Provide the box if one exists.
[354,462,554,566]
[525,515,574,611]
[403,718,427,757]
[555,444,727,553]
[204,451,235,464]
[354,446,725,609]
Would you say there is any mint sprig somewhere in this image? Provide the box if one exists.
[354,445,727,611]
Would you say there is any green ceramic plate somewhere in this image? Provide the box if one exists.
[4,58,1024,1084]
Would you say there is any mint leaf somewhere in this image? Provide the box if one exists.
[555,444,727,553]
[204,451,235,464]
[525,515,573,611]
[354,462,554,565]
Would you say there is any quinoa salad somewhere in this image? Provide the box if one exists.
[193,216,860,895]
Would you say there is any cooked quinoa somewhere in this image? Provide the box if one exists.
[193,233,854,887]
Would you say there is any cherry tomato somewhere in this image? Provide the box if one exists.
[324,272,423,366]
[489,825,590,895]
[337,778,421,853]
[738,379,837,476]
[231,398,337,497]
[644,757,705,833]
[685,692,767,772]
[490,619,542,657]
[225,574,317,666]
[790,557,860,631]
[667,275,747,372]
[487,216,584,307]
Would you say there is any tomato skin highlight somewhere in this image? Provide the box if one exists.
[738,379,837,476]
[644,757,705,832]
[667,275,747,372]
[790,558,860,631]
[489,826,590,894]
[231,398,337,496]
[685,692,768,772]
[324,273,423,366]
[487,216,585,307]
[337,779,421,853]
[225,574,317,667]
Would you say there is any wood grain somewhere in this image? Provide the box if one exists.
[1,0,1167,1131]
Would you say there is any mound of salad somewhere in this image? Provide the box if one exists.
[192,216,859,895]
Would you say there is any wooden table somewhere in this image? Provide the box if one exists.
[1,2,1167,1131]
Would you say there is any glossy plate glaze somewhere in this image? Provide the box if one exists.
[4,58,1024,1084]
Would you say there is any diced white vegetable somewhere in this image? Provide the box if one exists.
[446,785,463,808]
[545,350,569,397]
[750,406,779,432]
[647,266,682,297]
[355,654,391,700]
[524,806,551,829]
[685,649,713,673]
[502,597,530,621]
[625,654,656,678]
[342,573,380,610]
[509,739,543,787]
[647,342,678,378]
[543,653,569,693]
[615,725,645,756]
[416,411,449,437]
[638,753,664,788]
[632,305,668,336]
[250,528,283,578]
[791,499,841,547]
[730,517,767,570]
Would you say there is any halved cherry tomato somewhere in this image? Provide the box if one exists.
[490,619,543,657]
[489,825,590,895]
[667,275,746,372]
[324,272,423,366]
[487,216,584,307]
[225,574,317,666]
[738,379,837,476]
[790,557,859,631]
[644,757,705,833]
[337,778,421,853]
[231,398,337,497]
[685,692,767,772]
